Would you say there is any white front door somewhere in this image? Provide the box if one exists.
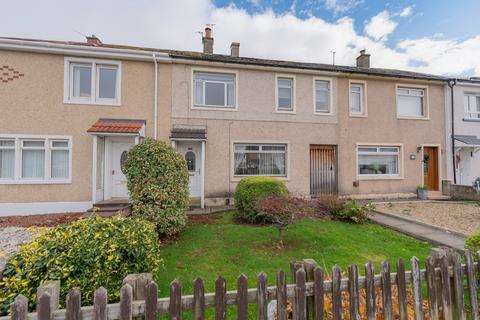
[111,141,133,198]
[177,142,201,197]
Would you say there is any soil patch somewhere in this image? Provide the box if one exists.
[0,212,84,228]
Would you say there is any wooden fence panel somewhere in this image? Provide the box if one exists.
[237,275,248,320]
[452,254,466,320]
[381,261,393,320]
[169,280,181,320]
[396,259,407,320]
[276,271,287,320]
[120,284,133,320]
[93,287,107,320]
[465,251,479,320]
[425,257,438,320]
[440,256,453,320]
[295,269,307,320]
[215,277,227,320]
[66,290,81,320]
[145,282,158,320]
[313,267,324,320]
[348,264,360,320]
[37,293,51,320]
[331,266,341,320]
[365,262,376,320]
[411,257,423,320]
[257,273,268,320]
[11,295,28,320]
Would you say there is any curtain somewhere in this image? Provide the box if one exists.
[22,149,45,178]
[234,153,246,175]
[358,155,398,175]
[51,150,69,178]
[0,149,14,178]
[398,95,423,116]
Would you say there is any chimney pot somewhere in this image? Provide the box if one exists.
[86,34,102,46]
[202,27,214,54]
[230,42,240,57]
[356,49,370,68]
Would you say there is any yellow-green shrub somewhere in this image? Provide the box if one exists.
[0,217,161,315]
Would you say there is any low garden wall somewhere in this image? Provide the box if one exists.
[443,180,480,201]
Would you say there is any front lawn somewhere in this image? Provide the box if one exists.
[156,211,431,296]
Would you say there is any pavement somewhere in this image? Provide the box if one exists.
[370,210,466,251]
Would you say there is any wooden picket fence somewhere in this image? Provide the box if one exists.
[3,249,479,320]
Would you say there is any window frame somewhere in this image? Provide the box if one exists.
[64,57,121,106]
[191,67,239,111]
[349,80,368,117]
[0,134,72,184]
[231,141,289,180]
[275,74,296,114]
[313,77,334,115]
[396,84,429,120]
[356,143,403,180]
[0,138,15,180]
[463,92,480,121]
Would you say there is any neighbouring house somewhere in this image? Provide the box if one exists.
[0,29,449,215]
[445,77,480,187]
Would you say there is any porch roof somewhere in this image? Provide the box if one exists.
[170,124,207,140]
[455,135,480,147]
[87,118,146,135]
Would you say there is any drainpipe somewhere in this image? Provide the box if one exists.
[152,53,158,139]
[448,79,457,184]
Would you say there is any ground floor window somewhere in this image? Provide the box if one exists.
[358,145,400,177]
[234,143,287,176]
[0,135,72,184]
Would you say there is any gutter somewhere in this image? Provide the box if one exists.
[448,79,457,184]
[0,38,171,62]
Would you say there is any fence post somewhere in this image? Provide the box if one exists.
[425,256,438,320]
[120,284,133,320]
[465,251,479,320]
[291,261,303,320]
[11,294,28,320]
[93,287,108,320]
[313,267,324,320]
[302,259,318,320]
[215,276,227,320]
[365,262,376,320]
[37,292,52,320]
[145,281,158,320]
[65,289,82,320]
[123,273,153,301]
[381,261,393,320]
[193,278,205,320]
[237,274,249,320]
[348,264,360,320]
[37,280,60,314]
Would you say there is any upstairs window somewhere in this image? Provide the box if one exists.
[350,82,366,115]
[65,58,121,105]
[276,76,294,112]
[314,80,331,114]
[194,71,236,108]
[464,93,480,120]
[397,87,426,117]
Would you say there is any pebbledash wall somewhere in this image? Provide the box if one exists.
[0,49,172,215]
[170,62,447,199]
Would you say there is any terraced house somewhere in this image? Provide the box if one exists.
[0,29,448,215]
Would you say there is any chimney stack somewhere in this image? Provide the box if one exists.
[356,49,370,68]
[230,42,240,57]
[202,27,214,54]
[86,34,102,46]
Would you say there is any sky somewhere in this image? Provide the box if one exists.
[1,0,479,76]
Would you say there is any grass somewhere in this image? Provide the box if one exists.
[156,211,432,297]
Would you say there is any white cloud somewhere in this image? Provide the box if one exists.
[399,6,413,17]
[324,0,363,15]
[364,10,398,41]
[0,0,479,76]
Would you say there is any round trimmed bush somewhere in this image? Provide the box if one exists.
[234,176,288,223]
[123,138,189,235]
[465,233,480,253]
[0,217,161,315]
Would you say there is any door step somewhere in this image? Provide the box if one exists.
[84,200,131,218]
[427,191,451,201]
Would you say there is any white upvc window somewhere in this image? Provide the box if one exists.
[193,71,236,109]
[464,93,480,120]
[234,143,287,177]
[65,58,121,105]
[314,79,331,114]
[276,76,295,112]
[0,135,72,184]
[397,86,426,117]
[350,82,366,115]
[358,146,400,177]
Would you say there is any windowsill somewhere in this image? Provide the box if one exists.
[275,109,296,114]
[192,105,238,111]
[64,99,120,107]
[0,179,72,185]
[357,175,404,181]
[463,118,480,122]
[314,111,334,116]
[396,115,430,121]
[349,113,368,118]
[232,175,289,182]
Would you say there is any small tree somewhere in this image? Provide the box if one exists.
[123,138,189,236]
[255,195,301,247]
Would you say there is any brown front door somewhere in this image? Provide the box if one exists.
[310,145,337,195]
[423,147,439,190]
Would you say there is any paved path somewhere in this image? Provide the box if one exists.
[370,211,466,251]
